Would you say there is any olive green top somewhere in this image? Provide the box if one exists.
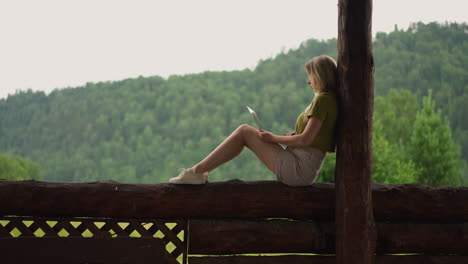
[294,92,338,153]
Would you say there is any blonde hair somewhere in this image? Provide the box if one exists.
[305,55,337,93]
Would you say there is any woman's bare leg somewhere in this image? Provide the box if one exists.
[191,124,283,174]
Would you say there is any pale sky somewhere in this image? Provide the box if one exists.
[0,0,466,99]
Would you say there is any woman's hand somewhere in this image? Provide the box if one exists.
[257,118,322,147]
[283,131,296,136]
[258,129,276,143]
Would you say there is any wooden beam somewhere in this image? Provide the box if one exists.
[336,0,375,263]
[188,219,468,255]
[375,222,468,254]
[189,256,335,264]
[0,179,332,219]
[188,219,334,255]
[0,238,177,264]
[188,256,468,264]
[0,180,467,221]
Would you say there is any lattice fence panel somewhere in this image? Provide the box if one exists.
[0,216,187,264]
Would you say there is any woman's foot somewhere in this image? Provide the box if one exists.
[169,168,209,184]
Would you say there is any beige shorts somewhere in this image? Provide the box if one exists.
[276,146,326,186]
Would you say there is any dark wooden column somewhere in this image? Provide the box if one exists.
[336,0,376,264]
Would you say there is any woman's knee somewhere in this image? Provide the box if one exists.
[233,124,257,145]
[236,124,255,136]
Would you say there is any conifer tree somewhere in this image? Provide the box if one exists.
[410,90,464,186]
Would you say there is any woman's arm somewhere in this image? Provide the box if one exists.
[258,117,322,147]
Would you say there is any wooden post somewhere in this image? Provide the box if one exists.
[336,0,376,263]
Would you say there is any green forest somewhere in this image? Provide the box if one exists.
[0,22,466,185]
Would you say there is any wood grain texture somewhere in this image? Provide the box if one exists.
[0,237,177,264]
[189,255,335,264]
[0,180,467,221]
[188,256,468,264]
[188,219,335,254]
[336,0,375,263]
[188,219,468,255]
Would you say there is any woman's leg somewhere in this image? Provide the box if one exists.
[191,124,283,174]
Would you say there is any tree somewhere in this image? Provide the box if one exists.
[409,90,464,186]
[372,120,420,184]
[373,89,418,148]
[0,153,41,181]
[0,22,466,184]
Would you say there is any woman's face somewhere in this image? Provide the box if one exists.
[307,75,317,91]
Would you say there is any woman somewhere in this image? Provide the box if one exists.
[169,55,338,186]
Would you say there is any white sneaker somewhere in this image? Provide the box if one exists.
[169,168,209,184]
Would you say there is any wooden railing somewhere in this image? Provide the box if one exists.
[0,179,467,264]
[0,216,187,264]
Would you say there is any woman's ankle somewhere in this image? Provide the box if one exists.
[191,166,202,174]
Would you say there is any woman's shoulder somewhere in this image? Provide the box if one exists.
[316,92,337,103]
[317,92,338,114]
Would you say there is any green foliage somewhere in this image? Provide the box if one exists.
[372,120,421,184]
[374,22,468,164]
[373,89,419,148]
[0,22,466,185]
[316,153,335,183]
[371,89,422,184]
[409,91,464,186]
[0,153,41,180]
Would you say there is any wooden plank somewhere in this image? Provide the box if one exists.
[0,180,467,221]
[188,219,468,255]
[376,222,468,254]
[376,255,468,264]
[0,179,335,219]
[188,255,468,264]
[189,219,334,254]
[189,255,334,264]
[0,237,178,264]
[336,0,375,263]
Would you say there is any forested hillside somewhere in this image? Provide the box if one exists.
[0,22,466,185]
